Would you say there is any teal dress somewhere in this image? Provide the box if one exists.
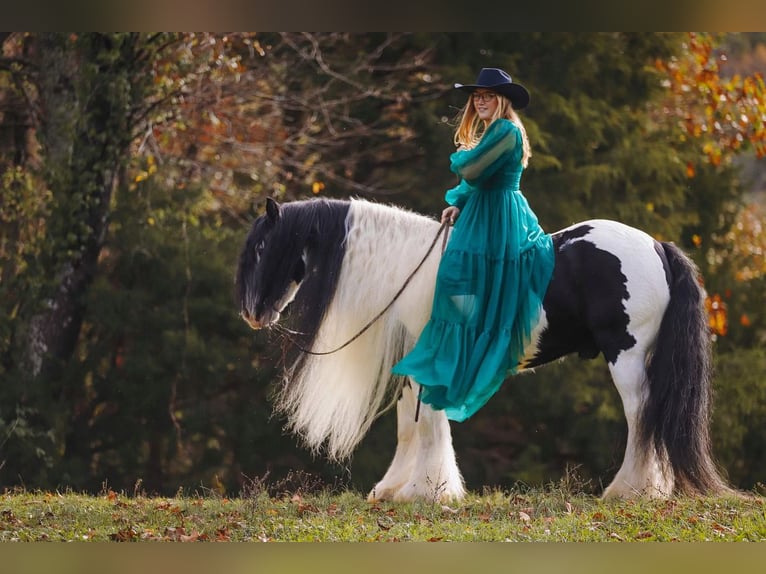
[392,118,555,422]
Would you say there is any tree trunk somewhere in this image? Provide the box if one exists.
[26,33,137,381]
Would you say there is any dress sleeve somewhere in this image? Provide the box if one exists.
[449,119,520,185]
[444,179,473,209]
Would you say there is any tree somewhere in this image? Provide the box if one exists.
[2,33,157,482]
[144,33,447,206]
[655,34,766,351]
[655,33,766,165]
[2,33,764,494]
[0,32,449,492]
[0,33,246,488]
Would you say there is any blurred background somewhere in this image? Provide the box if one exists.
[1,32,764,496]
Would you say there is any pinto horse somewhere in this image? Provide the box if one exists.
[236,197,732,501]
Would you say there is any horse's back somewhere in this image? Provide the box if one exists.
[525,219,671,368]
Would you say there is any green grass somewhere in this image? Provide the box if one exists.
[2,481,765,542]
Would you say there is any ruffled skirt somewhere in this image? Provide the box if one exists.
[392,188,554,421]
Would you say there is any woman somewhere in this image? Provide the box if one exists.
[392,68,555,422]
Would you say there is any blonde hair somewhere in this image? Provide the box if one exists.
[453,92,531,167]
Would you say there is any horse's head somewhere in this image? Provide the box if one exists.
[236,198,307,329]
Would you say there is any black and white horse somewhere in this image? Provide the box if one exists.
[237,197,732,501]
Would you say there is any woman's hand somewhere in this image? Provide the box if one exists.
[441,206,461,226]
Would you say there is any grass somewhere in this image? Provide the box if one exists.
[2,476,765,542]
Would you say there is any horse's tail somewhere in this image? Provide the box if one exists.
[639,242,733,495]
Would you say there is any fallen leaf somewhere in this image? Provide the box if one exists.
[518,511,531,523]
[163,526,187,541]
[109,528,138,542]
[635,531,653,540]
[610,533,624,541]
[377,516,394,530]
[414,513,432,525]
[1,510,19,525]
[427,536,443,542]
[83,529,97,540]
[180,531,210,542]
[215,528,231,542]
[297,503,319,515]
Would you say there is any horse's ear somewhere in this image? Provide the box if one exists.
[266,197,281,222]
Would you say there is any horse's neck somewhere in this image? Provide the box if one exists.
[338,201,441,328]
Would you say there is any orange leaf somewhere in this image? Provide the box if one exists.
[109,528,138,542]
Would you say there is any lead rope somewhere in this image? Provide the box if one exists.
[415,384,424,423]
[292,220,450,358]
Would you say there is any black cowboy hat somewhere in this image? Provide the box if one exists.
[455,68,530,110]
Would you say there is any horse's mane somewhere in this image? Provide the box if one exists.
[275,198,439,459]
[275,198,351,357]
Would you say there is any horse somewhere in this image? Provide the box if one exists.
[236,196,733,502]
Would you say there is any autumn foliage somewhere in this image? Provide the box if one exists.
[654,34,766,341]
[656,32,766,165]
[2,32,766,497]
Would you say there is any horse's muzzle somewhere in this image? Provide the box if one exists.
[240,308,279,330]
[240,310,263,330]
